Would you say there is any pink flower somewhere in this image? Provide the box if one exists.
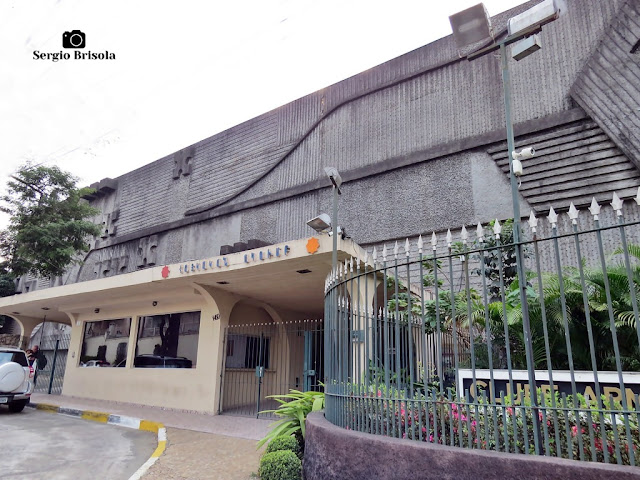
[452,404,458,411]
[429,434,434,442]
[506,407,513,415]
[422,427,427,434]
[461,415,467,422]
[571,426,578,437]
[471,420,477,427]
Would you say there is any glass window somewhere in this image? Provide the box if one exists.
[134,311,200,368]
[225,335,270,369]
[80,318,132,367]
[0,351,28,367]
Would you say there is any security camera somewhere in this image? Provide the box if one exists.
[512,147,535,161]
[324,166,342,190]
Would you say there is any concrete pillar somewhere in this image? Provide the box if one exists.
[191,283,240,414]
[349,275,380,385]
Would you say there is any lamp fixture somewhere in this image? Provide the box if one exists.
[41,307,50,311]
[94,308,100,314]
[217,281,229,285]
[296,269,312,274]
[152,301,158,307]
[307,213,332,233]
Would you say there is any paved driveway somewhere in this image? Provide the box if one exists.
[0,407,157,480]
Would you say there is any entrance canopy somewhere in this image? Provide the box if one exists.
[0,236,365,326]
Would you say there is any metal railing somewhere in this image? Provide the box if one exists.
[34,333,71,395]
[324,193,640,466]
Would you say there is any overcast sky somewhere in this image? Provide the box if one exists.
[0,0,526,227]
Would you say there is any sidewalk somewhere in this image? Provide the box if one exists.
[30,393,272,479]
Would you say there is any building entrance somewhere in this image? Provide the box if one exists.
[219,319,323,417]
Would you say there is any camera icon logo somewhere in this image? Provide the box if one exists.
[62,30,86,49]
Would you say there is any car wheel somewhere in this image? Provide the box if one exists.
[8,399,27,413]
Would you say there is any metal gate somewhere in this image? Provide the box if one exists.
[33,333,71,395]
[219,319,323,417]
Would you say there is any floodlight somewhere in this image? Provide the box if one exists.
[307,213,332,233]
[507,0,565,37]
[449,3,492,49]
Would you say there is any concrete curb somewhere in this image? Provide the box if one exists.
[27,402,166,479]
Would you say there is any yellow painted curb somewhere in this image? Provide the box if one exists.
[139,420,162,433]
[35,403,59,413]
[151,440,167,458]
[81,410,110,423]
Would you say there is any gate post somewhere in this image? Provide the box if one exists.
[48,339,60,394]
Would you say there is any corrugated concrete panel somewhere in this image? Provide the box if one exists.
[116,155,178,236]
[571,0,640,169]
[488,119,640,212]
[230,0,622,209]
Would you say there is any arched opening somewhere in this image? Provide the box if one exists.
[220,302,324,417]
[27,320,72,395]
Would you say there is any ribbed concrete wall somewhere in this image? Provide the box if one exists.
[18,0,640,291]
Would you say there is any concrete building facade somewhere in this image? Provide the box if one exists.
[0,0,638,413]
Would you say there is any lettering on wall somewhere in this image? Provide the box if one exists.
[173,244,292,277]
[137,235,158,268]
[100,208,120,239]
[459,369,640,409]
[172,146,195,179]
[95,254,129,278]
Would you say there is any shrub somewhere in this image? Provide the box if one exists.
[266,435,303,459]
[258,389,324,448]
[258,450,302,480]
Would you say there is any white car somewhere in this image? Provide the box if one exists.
[0,347,35,413]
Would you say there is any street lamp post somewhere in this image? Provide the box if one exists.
[324,167,343,272]
[449,0,566,456]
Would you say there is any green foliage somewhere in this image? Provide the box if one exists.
[0,163,101,279]
[470,219,526,301]
[472,244,640,371]
[258,389,324,448]
[258,450,302,480]
[0,266,15,297]
[266,435,303,460]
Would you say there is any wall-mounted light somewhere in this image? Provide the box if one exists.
[41,307,50,311]
[217,281,230,285]
[152,301,158,307]
[94,308,100,314]
[307,213,332,234]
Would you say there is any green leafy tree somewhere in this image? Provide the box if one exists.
[0,164,101,279]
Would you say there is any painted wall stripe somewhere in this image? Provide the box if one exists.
[81,410,109,423]
[139,420,162,433]
[58,407,83,417]
[35,403,59,413]
[108,414,141,430]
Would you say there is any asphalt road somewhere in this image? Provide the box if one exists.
[0,406,157,480]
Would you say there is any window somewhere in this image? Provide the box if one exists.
[225,335,270,369]
[80,318,132,367]
[134,311,200,368]
[0,352,28,367]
